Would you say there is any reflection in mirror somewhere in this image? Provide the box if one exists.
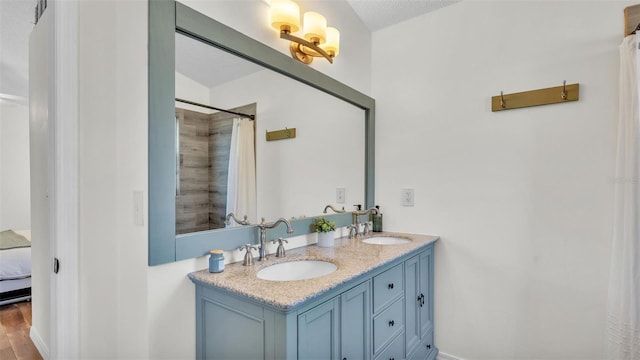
[175,32,260,235]
[175,31,365,235]
[149,1,375,264]
[175,104,256,235]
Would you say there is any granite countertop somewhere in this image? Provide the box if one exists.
[188,232,439,310]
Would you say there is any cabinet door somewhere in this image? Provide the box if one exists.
[406,249,435,359]
[341,281,371,360]
[298,297,340,360]
[418,249,433,339]
[201,297,265,360]
[408,328,435,360]
[404,255,421,355]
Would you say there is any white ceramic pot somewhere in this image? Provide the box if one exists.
[317,231,335,248]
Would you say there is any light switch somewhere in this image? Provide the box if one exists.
[336,187,345,204]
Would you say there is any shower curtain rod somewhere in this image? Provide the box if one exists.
[175,98,255,120]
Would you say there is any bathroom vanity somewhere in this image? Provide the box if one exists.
[188,232,439,360]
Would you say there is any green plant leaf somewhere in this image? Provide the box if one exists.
[313,216,336,233]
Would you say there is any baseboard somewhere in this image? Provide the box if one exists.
[438,351,464,360]
[30,325,50,360]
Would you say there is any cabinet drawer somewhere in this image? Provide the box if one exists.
[373,264,404,313]
[374,332,404,360]
[373,298,404,354]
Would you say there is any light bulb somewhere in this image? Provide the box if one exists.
[322,27,339,57]
[303,11,327,44]
[270,0,300,33]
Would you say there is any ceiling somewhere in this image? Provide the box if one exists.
[0,0,458,103]
[347,0,460,31]
[176,32,264,89]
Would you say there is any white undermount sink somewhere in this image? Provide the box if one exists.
[362,236,411,245]
[257,260,337,281]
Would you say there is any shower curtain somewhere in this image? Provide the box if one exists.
[605,33,640,360]
[226,117,257,225]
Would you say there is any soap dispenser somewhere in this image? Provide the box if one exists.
[372,205,383,232]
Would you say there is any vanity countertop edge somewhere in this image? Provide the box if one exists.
[188,231,439,311]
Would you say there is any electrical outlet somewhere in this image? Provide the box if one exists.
[401,188,414,206]
[336,187,346,204]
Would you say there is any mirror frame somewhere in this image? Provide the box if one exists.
[149,0,375,265]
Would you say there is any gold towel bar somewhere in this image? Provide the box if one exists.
[492,81,579,112]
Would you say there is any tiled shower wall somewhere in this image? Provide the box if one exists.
[208,112,233,229]
[175,104,256,235]
[176,108,212,234]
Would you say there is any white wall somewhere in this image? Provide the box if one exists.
[148,2,371,357]
[372,1,634,359]
[72,1,371,359]
[78,0,119,356]
[77,0,149,357]
[56,0,636,358]
[0,102,31,230]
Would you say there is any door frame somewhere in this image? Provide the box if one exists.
[49,0,79,358]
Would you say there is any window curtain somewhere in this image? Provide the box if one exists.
[226,118,257,225]
[605,33,640,360]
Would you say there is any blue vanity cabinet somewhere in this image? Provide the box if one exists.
[192,243,437,360]
[405,248,436,360]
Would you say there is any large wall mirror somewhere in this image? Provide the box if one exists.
[175,32,365,233]
[149,0,375,265]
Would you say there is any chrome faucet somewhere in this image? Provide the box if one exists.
[350,206,378,238]
[225,212,251,226]
[272,237,288,257]
[323,205,346,214]
[238,244,257,266]
[347,224,358,239]
[257,218,294,261]
[362,222,371,236]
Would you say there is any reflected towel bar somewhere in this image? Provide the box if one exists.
[266,128,296,141]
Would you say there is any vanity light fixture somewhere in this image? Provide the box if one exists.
[269,0,339,64]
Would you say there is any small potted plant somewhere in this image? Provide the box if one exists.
[313,216,337,248]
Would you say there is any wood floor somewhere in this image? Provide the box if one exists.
[0,301,42,360]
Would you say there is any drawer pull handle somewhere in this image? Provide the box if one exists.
[388,283,394,289]
[388,320,395,327]
[426,344,431,349]
[390,358,395,360]
[418,293,425,307]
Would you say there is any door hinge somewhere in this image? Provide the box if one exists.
[53,257,60,274]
